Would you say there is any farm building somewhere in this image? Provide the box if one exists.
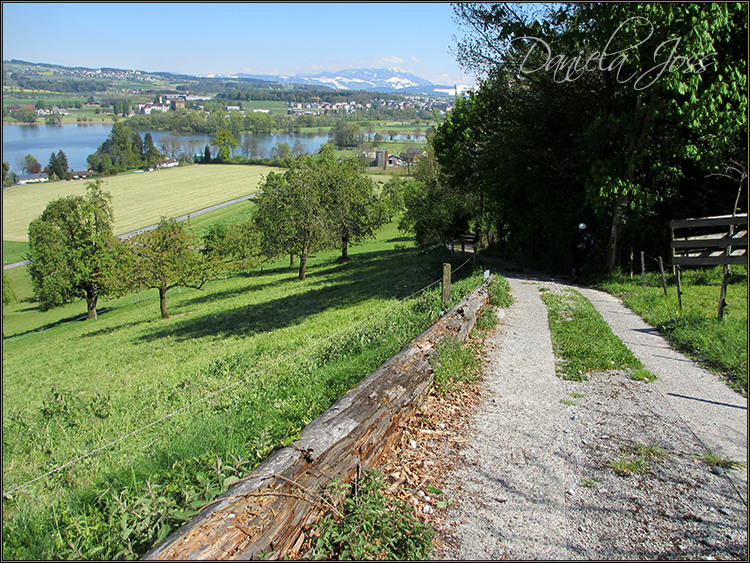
[16,173,49,185]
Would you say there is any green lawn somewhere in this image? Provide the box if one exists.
[2,220,487,560]
[2,164,275,241]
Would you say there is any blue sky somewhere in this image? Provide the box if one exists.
[2,2,476,86]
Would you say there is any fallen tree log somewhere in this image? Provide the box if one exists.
[143,281,491,560]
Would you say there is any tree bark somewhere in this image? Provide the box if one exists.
[298,247,308,280]
[341,233,350,262]
[159,286,169,319]
[86,292,98,320]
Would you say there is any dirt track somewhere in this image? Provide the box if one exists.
[433,268,747,560]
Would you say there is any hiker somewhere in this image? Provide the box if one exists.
[570,222,593,284]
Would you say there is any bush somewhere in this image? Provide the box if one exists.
[310,470,434,560]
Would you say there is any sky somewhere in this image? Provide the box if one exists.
[2,2,477,87]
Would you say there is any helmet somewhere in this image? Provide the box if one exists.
[578,223,587,230]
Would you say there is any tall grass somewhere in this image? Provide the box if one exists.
[2,222,487,560]
[598,267,747,391]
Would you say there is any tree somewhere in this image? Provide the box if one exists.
[143,133,162,168]
[22,154,42,175]
[291,139,308,156]
[330,121,361,148]
[204,145,212,163]
[3,270,15,307]
[2,161,17,187]
[224,220,262,272]
[241,135,258,158]
[254,159,332,280]
[323,155,387,262]
[400,142,471,249]
[443,2,747,271]
[14,107,38,123]
[270,141,292,159]
[118,219,220,319]
[46,150,70,180]
[26,179,119,319]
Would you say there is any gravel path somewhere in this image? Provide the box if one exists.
[437,269,748,560]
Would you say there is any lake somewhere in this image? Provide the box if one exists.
[2,124,334,173]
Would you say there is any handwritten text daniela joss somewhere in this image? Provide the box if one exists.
[511,17,717,90]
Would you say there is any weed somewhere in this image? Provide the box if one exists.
[474,305,498,333]
[631,442,668,459]
[487,276,513,308]
[569,392,587,399]
[581,478,600,489]
[310,470,434,560]
[431,339,482,394]
[608,454,649,476]
[560,398,577,406]
[698,450,746,471]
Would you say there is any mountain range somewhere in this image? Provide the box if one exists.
[218,68,470,96]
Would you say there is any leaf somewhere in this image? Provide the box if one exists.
[426,486,443,495]
[223,476,240,487]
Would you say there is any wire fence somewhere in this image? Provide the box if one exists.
[3,258,474,497]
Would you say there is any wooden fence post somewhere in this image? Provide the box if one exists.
[442,263,451,306]
[641,251,646,287]
[658,256,668,297]
[676,266,683,310]
[718,265,730,321]
[630,247,634,280]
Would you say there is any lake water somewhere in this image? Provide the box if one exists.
[2,124,333,173]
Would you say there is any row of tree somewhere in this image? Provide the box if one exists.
[405,3,747,273]
[24,149,392,320]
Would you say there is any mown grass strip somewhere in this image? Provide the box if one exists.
[540,288,655,382]
[2,164,274,241]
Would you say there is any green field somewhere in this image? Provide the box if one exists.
[2,164,275,242]
[2,215,486,559]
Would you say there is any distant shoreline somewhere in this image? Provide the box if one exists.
[3,119,117,126]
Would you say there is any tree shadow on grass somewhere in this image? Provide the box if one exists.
[135,247,468,344]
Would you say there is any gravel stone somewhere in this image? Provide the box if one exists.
[433,270,748,560]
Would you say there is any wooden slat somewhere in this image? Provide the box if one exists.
[671,234,748,250]
[142,282,491,561]
[670,214,748,229]
[673,254,748,266]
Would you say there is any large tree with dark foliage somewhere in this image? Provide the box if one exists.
[426,2,747,272]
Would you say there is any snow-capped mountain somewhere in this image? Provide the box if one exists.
[236,68,468,96]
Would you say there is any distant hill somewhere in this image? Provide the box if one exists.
[231,68,469,96]
[3,60,469,97]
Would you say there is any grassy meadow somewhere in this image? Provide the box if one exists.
[2,164,275,243]
[598,267,748,392]
[2,201,488,559]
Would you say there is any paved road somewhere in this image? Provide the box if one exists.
[439,266,747,560]
[2,193,258,270]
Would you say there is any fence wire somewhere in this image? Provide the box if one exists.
[3,260,475,497]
